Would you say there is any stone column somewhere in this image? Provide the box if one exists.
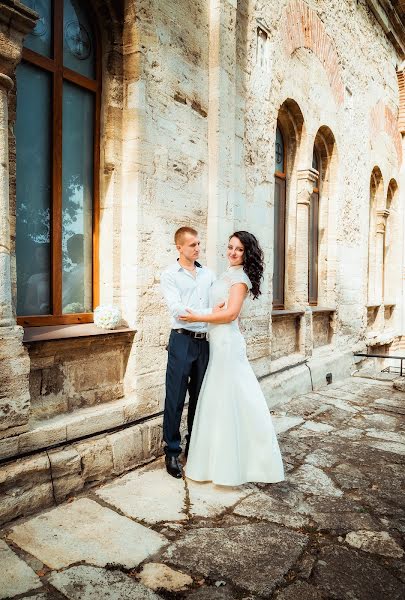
[0,1,37,440]
[295,168,317,356]
[206,0,237,273]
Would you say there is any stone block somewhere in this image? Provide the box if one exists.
[0,327,30,435]
[48,565,162,600]
[0,453,54,525]
[162,524,308,596]
[8,498,168,569]
[137,563,193,592]
[0,539,42,599]
[108,426,145,474]
[52,473,85,503]
[0,434,18,460]
[48,447,81,478]
[74,437,114,483]
[65,352,122,392]
[96,463,187,524]
[66,404,124,440]
[18,421,67,453]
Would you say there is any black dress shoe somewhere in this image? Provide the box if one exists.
[165,455,183,479]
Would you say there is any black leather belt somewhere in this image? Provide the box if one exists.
[173,328,207,340]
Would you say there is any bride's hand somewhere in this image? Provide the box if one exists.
[213,302,225,313]
[179,309,198,322]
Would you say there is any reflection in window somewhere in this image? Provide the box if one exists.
[21,0,53,58]
[309,149,320,305]
[16,62,51,316]
[62,82,94,313]
[63,0,95,79]
[273,125,286,308]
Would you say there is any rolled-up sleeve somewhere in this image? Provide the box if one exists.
[160,270,188,319]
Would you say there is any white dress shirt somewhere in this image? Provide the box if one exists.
[161,261,215,333]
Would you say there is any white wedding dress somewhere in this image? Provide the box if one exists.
[185,265,285,486]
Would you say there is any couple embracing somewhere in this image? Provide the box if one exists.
[161,227,284,486]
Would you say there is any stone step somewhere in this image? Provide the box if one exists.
[0,414,165,526]
[0,394,154,461]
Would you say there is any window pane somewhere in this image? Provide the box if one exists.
[273,178,286,305]
[21,0,52,58]
[62,82,94,314]
[275,127,285,173]
[309,192,319,303]
[63,0,96,79]
[16,62,52,316]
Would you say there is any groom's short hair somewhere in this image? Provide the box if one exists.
[174,226,198,245]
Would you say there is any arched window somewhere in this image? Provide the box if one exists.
[273,125,286,308]
[368,168,384,304]
[309,148,320,305]
[16,0,100,325]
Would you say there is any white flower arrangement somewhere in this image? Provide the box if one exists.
[94,305,121,330]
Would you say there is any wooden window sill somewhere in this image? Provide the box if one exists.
[23,323,136,343]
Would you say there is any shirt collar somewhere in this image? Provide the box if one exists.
[174,258,202,271]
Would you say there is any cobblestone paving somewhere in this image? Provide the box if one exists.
[1,377,404,599]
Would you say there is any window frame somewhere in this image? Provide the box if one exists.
[16,0,101,327]
[273,124,287,309]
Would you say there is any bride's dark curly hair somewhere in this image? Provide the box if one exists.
[230,231,264,300]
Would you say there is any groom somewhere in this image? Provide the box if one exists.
[161,226,218,478]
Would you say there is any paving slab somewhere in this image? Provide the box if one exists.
[366,440,405,455]
[301,421,335,433]
[137,562,193,592]
[304,449,338,468]
[289,464,343,497]
[20,595,50,600]
[234,491,310,528]
[345,530,404,558]
[48,565,162,599]
[186,479,252,518]
[186,588,237,599]
[312,544,405,600]
[162,523,308,596]
[96,467,187,524]
[275,580,325,599]
[8,498,167,570]
[0,539,43,599]
[272,416,304,434]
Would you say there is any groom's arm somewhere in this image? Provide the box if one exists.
[160,271,212,320]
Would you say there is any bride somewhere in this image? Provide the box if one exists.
[179,231,284,486]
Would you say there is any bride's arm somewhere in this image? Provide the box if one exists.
[179,283,247,324]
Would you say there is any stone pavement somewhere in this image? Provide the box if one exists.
[1,377,404,599]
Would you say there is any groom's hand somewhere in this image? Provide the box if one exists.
[213,302,225,313]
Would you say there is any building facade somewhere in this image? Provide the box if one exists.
[1,0,405,523]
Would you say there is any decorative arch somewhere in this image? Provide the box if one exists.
[281,0,344,104]
[273,99,305,308]
[368,167,384,304]
[384,179,400,307]
[311,125,338,306]
[370,101,402,165]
